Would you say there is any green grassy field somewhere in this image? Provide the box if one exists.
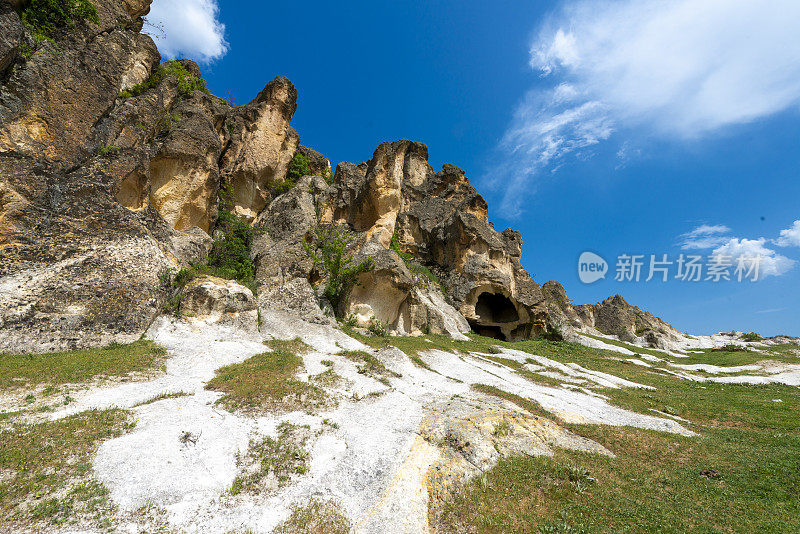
[0,340,167,391]
[419,334,800,533]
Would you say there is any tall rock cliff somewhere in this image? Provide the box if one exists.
[0,0,679,353]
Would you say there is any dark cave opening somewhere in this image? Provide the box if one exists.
[474,292,519,324]
[468,322,506,341]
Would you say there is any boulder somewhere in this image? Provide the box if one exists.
[180,276,258,331]
[258,277,332,325]
[252,175,327,291]
[345,244,415,327]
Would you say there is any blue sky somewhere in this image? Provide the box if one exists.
[146,0,800,336]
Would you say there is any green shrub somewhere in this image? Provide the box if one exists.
[287,152,311,183]
[207,209,255,286]
[119,60,210,99]
[303,225,373,315]
[21,0,99,38]
[367,317,388,337]
[159,184,256,313]
[389,232,413,263]
[539,323,564,342]
[97,144,119,157]
[155,111,180,135]
[218,181,235,211]
[270,152,311,197]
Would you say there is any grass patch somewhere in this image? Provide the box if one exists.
[230,423,310,495]
[206,338,329,413]
[0,340,167,391]
[274,498,351,534]
[676,346,799,367]
[577,332,675,358]
[764,343,800,357]
[131,391,191,407]
[340,350,401,384]
[0,409,134,528]
[472,384,555,420]
[310,369,344,388]
[433,335,800,532]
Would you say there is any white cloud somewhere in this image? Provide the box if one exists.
[492,0,800,213]
[775,220,800,247]
[711,238,795,279]
[676,223,797,278]
[145,0,228,63]
[679,224,731,250]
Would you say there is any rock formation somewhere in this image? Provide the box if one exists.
[543,280,684,348]
[0,0,684,353]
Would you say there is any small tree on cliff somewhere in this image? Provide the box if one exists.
[303,225,373,315]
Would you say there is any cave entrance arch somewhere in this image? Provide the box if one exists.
[474,292,519,324]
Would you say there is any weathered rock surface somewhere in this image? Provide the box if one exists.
[180,275,258,331]
[298,144,331,177]
[220,76,299,221]
[0,3,23,77]
[542,280,685,348]
[0,1,297,352]
[0,0,177,352]
[317,140,551,340]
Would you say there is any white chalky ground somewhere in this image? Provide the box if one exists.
[48,314,800,533]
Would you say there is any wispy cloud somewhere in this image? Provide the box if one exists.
[679,224,732,250]
[756,307,788,314]
[146,0,228,64]
[775,220,800,247]
[491,0,800,214]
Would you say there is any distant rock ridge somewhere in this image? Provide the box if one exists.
[0,0,687,352]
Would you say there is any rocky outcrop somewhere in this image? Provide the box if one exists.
[0,1,304,352]
[0,3,23,77]
[574,294,684,348]
[0,0,687,352]
[220,76,299,221]
[0,0,176,353]
[317,140,550,340]
[297,145,331,177]
[542,281,684,349]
